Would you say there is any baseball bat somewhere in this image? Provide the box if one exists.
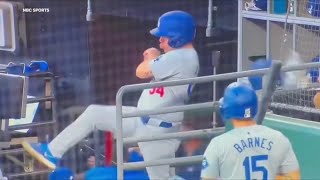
[255,61,282,124]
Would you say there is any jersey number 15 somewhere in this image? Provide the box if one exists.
[243,155,268,180]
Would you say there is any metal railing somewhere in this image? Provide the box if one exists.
[0,72,58,178]
[115,61,320,179]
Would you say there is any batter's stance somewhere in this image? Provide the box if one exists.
[23,10,199,180]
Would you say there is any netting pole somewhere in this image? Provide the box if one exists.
[212,51,221,128]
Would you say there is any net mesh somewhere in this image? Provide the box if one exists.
[0,0,239,179]
[270,0,320,120]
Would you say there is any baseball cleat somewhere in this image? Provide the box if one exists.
[22,142,58,170]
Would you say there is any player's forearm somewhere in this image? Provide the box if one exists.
[136,47,160,79]
[136,59,153,79]
[275,170,300,180]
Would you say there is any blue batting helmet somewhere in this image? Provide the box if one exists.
[48,168,74,180]
[219,82,258,123]
[150,10,196,48]
[248,59,272,90]
[307,0,320,17]
[6,60,49,75]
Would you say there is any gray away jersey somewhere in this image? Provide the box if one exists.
[201,125,299,180]
[137,48,199,123]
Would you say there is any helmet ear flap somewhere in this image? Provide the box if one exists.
[168,35,184,48]
[168,29,195,48]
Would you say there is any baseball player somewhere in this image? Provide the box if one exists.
[201,82,300,180]
[22,10,199,180]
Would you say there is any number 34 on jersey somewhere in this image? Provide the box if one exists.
[149,87,165,97]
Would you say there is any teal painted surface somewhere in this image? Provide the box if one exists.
[263,114,320,179]
[273,0,288,14]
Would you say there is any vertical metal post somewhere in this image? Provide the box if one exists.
[266,22,270,59]
[212,51,221,128]
[44,78,51,110]
[206,0,219,37]
[50,77,58,139]
[266,0,271,59]
[206,0,213,37]
[3,119,9,135]
[93,129,100,166]
[116,90,125,180]
[0,119,11,149]
[237,0,243,72]
[292,0,297,51]
[86,0,94,22]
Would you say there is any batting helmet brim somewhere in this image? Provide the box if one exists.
[150,28,165,37]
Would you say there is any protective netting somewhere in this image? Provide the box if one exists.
[0,0,240,179]
[270,0,320,120]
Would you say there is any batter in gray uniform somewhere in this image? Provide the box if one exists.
[22,10,199,180]
[201,82,300,180]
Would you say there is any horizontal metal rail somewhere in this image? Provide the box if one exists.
[281,62,320,72]
[124,102,218,118]
[7,170,50,178]
[270,103,320,114]
[8,120,55,130]
[116,62,320,179]
[118,68,269,95]
[124,127,225,145]
[118,62,320,95]
[0,148,24,155]
[124,155,203,170]
[27,72,54,78]
[27,96,54,103]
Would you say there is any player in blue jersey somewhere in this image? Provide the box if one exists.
[22,10,199,180]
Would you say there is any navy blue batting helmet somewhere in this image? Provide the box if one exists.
[219,82,258,123]
[150,10,196,48]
